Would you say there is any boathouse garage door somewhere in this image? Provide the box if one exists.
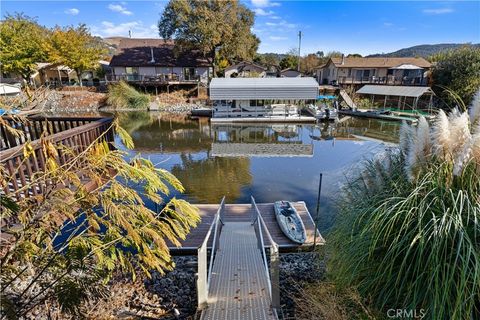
[209,77,319,100]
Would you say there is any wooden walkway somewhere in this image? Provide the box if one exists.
[201,222,276,320]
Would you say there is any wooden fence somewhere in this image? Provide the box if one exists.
[1,116,114,200]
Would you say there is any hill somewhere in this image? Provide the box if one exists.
[368,43,480,58]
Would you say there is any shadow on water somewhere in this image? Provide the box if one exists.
[117,111,400,233]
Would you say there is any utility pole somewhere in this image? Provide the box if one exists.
[297,31,302,72]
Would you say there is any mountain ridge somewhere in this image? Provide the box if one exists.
[367,43,479,58]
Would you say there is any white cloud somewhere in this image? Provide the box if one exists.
[269,36,287,41]
[108,3,133,15]
[383,22,393,27]
[251,0,281,8]
[92,21,158,38]
[64,8,79,15]
[253,8,274,16]
[265,20,296,29]
[422,8,454,15]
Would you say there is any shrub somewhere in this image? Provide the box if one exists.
[107,81,150,109]
[329,92,480,319]
[430,45,480,106]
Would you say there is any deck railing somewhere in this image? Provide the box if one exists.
[336,76,427,86]
[0,116,114,200]
[1,116,107,150]
[251,196,280,313]
[106,74,201,83]
[197,196,225,309]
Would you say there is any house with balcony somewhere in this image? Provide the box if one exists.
[108,38,212,86]
[315,56,431,86]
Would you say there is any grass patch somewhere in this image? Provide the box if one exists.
[107,81,150,109]
[292,282,379,320]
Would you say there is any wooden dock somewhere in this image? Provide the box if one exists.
[169,201,324,253]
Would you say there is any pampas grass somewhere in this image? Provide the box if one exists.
[406,116,431,181]
[330,104,480,319]
[432,110,451,158]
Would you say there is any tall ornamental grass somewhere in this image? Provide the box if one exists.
[330,91,480,319]
[107,81,150,109]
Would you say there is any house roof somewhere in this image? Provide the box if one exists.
[326,57,432,69]
[225,61,267,73]
[109,38,211,67]
[210,77,319,100]
[281,68,303,74]
[356,85,433,98]
[0,84,21,96]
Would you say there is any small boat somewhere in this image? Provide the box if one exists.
[190,106,212,117]
[306,104,338,121]
[274,201,307,244]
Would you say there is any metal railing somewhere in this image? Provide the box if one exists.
[197,196,225,309]
[251,196,280,314]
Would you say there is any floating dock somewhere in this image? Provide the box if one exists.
[210,116,316,123]
[189,198,324,319]
[339,109,418,123]
[169,201,324,254]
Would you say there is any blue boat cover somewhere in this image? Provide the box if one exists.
[317,95,336,100]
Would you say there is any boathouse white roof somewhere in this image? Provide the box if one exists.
[356,85,433,98]
[210,77,319,100]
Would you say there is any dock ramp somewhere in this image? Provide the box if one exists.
[197,197,283,320]
[339,89,357,110]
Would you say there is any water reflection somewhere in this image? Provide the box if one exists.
[212,124,313,157]
[117,112,400,231]
[171,155,252,203]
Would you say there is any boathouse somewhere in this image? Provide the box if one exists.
[356,84,434,110]
[209,77,319,122]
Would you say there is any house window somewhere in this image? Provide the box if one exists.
[125,67,139,75]
[183,67,196,80]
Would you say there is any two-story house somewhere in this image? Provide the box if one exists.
[108,38,212,85]
[315,56,432,86]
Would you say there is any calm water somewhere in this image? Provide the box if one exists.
[116,112,400,232]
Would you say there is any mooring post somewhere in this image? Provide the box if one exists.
[313,173,323,248]
[270,245,281,310]
[197,244,208,309]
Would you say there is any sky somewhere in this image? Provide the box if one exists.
[1,0,479,56]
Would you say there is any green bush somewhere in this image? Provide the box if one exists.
[330,104,480,319]
[430,45,480,106]
[107,81,150,109]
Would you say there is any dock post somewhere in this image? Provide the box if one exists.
[270,245,281,310]
[313,173,323,248]
[197,245,208,309]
